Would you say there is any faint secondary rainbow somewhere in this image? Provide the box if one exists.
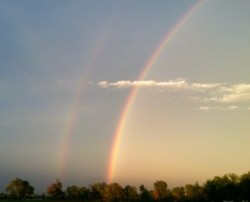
[58,89,83,178]
[107,0,206,183]
[58,28,113,179]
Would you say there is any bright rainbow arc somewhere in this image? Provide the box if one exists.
[107,0,206,183]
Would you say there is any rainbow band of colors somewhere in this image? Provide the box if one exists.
[107,0,206,183]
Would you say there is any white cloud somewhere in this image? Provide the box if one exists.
[98,81,109,88]
[219,84,250,103]
[198,106,239,112]
[203,97,220,102]
[99,79,188,89]
[99,78,250,104]
[198,106,224,111]
[228,106,238,110]
[98,78,221,91]
[199,106,211,111]
[156,78,188,88]
[191,83,222,91]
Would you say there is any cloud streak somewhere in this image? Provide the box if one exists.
[219,84,250,103]
[198,106,239,112]
[99,78,221,91]
[99,78,250,105]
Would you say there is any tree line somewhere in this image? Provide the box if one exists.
[1,171,250,202]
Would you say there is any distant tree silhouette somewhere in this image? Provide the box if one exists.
[139,185,152,201]
[46,179,64,199]
[65,185,80,200]
[90,182,124,202]
[6,170,250,202]
[239,171,250,201]
[6,177,34,199]
[78,186,91,200]
[106,182,124,202]
[153,180,168,200]
[185,182,204,202]
[124,185,138,200]
[172,186,185,201]
[203,174,239,202]
[91,182,107,200]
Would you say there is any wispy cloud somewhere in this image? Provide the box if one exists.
[219,84,250,103]
[98,78,221,91]
[198,106,239,112]
[99,79,250,106]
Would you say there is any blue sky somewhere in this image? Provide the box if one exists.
[1,0,250,193]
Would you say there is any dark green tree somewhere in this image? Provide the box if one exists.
[239,171,250,201]
[203,174,239,202]
[139,185,152,201]
[172,186,185,201]
[124,185,138,199]
[91,182,124,202]
[185,182,204,201]
[78,186,91,200]
[6,178,34,199]
[108,182,124,201]
[91,182,107,200]
[46,179,64,199]
[65,185,80,200]
[153,180,168,200]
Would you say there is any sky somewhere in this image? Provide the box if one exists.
[1,0,250,193]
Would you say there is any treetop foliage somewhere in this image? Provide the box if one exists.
[2,171,250,202]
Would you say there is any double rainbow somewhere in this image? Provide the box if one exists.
[58,0,206,182]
